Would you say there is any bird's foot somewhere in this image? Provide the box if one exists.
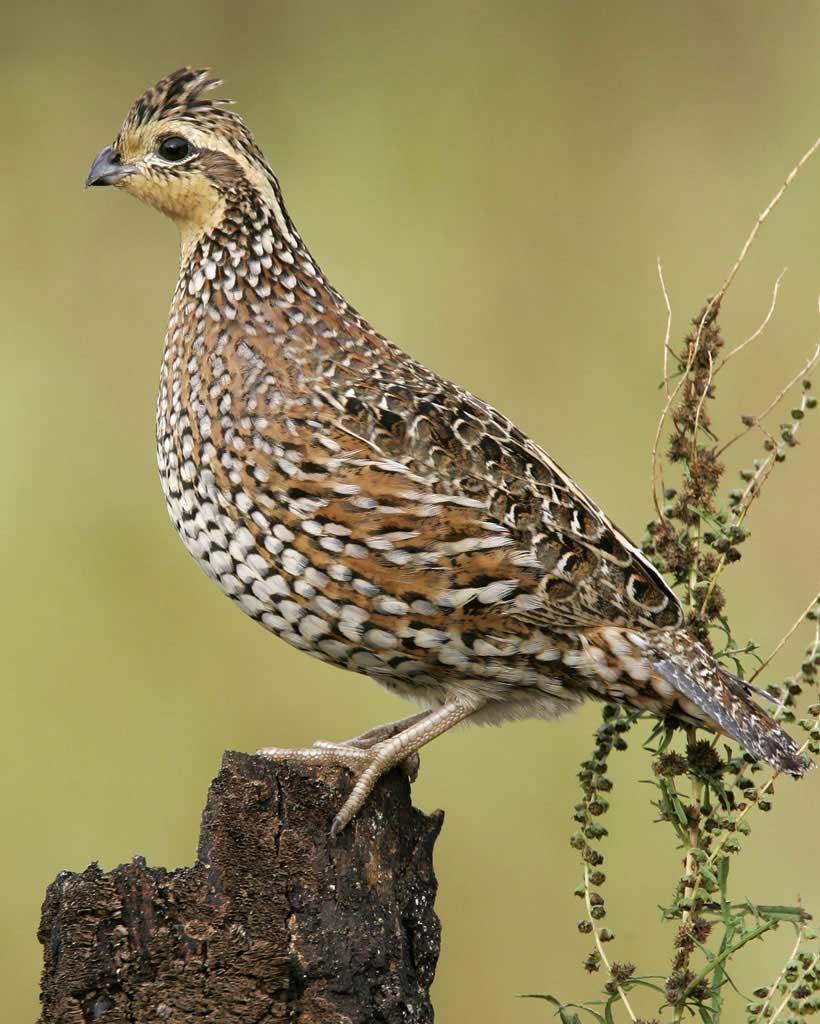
[310,708,432,750]
[256,698,482,835]
[255,738,414,835]
[308,709,432,781]
[311,740,421,782]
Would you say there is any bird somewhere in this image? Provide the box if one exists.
[86,68,806,834]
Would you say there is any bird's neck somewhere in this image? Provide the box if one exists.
[174,191,324,328]
[179,186,301,275]
[169,192,387,382]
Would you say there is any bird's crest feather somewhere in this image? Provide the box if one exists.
[122,67,231,132]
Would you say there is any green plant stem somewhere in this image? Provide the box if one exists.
[710,854,734,1021]
[684,920,775,1003]
[681,745,703,928]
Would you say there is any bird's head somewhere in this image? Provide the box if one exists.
[86,68,294,254]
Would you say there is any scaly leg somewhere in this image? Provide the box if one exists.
[311,709,434,781]
[312,709,433,751]
[256,696,485,835]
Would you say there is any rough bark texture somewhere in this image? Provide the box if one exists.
[37,752,443,1024]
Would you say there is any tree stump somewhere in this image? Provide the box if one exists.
[37,752,444,1023]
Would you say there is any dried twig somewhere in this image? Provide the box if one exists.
[651,334,697,520]
[760,922,807,1022]
[769,949,820,1024]
[697,361,819,618]
[584,864,638,1022]
[704,738,811,872]
[716,268,787,373]
[651,132,820,518]
[706,131,820,320]
[750,588,820,684]
[717,339,820,456]
[658,257,673,400]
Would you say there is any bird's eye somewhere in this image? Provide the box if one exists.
[157,136,193,162]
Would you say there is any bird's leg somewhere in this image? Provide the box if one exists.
[311,709,434,781]
[256,696,485,835]
[312,709,433,749]
[330,696,484,834]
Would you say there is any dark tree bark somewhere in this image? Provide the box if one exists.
[37,752,443,1024]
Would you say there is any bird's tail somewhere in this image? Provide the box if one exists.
[594,627,810,776]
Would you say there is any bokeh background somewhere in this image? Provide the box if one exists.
[3,2,820,1020]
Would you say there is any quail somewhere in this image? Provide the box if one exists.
[86,68,806,834]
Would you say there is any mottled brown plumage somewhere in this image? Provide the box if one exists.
[87,69,806,832]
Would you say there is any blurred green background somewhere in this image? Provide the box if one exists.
[3,2,820,1020]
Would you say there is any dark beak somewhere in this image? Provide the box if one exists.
[85,145,135,187]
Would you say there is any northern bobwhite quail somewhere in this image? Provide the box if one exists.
[86,68,806,834]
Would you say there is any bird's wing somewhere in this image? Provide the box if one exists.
[315,363,683,634]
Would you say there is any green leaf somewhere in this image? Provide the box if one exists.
[755,904,810,923]
[627,977,669,995]
[670,792,690,828]
[699,864,718,887]
[689,505,728,533]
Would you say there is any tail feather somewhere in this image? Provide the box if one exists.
[652,655,808,776]
[592,625,810,776]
